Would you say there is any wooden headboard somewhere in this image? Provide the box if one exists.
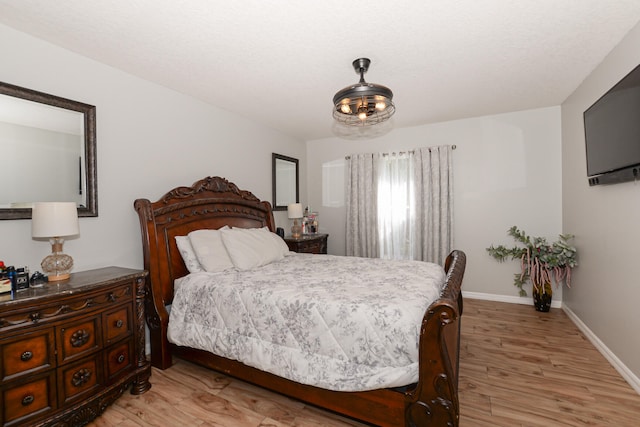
[135,175,275,302]
[134,176,275,366]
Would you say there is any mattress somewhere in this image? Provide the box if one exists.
[167,253,445,391]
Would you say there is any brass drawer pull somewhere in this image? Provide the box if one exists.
[115,319,124,328]
[72,368,92,387]
[22,394,34,406]
[71,329,91,347]
[117,354,125,364]
[20,351,33,361]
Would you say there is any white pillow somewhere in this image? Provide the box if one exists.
[221,227,286,270]
[188,226,234,273]
[175,236,205,273]
[270,231,291,257]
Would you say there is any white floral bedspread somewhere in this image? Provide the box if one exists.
[167,253,445,391]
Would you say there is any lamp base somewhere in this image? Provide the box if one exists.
[291,219,302,239]
[41,238,74,283]
[47,273,71,282]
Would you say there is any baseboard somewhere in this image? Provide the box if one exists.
[562,305,640,395]
[462,292,640,395]
[462,291,562,308]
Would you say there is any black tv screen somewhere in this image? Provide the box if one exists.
[583,63,640,186]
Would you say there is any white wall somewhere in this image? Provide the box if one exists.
[0,24,305,273]
[562,22,640,384]
[306,106,563,300]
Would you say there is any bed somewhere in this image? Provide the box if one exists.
[134,176,466,427]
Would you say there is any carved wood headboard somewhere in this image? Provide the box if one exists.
[134,176,276,307]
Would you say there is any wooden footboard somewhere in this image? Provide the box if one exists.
[134,176,465,427]
[406,249,465,426]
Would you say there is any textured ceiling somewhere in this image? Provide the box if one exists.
[1,0,640,141]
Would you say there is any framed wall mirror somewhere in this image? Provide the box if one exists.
[0,81,97,220]
[272,153,299,211]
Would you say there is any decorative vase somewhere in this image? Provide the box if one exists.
[532,281,552,312]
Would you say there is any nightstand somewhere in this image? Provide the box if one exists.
[0,267,151,427]
[284,234,328,254]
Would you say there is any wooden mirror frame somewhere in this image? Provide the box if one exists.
[0,81,97,220]
[272,153,299,211]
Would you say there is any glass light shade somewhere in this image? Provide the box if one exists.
[333,86,395,126]
[31,202,79,282]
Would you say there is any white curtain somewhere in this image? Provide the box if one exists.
[346,153,380,258]
[346,145,454,265]
[377,152,416,260]
[413,146,454,265]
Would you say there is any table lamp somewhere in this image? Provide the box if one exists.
[31,202,80,282]
[287,203,303,239]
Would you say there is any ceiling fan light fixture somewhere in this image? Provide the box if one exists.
[332,58,395,127]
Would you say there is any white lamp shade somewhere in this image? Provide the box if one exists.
[287,203,303,219]
[32,202,80,238]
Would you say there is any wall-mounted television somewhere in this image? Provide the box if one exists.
[583,63,640,186]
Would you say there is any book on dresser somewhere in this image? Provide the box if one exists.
[0,267,151,427]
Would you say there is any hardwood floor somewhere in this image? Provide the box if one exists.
[89,299,640,426]
[459,299,640,426]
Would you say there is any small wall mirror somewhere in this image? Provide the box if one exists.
[272,153,299,211]
[0,81,97,220]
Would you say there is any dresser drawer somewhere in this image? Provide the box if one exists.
[104,304,132,345]
[57,316,101,365]
[2,371,56,426]
[297,240,324,253]
[58,354,102,406]
[1,330,55,381]
[105,339,133,382]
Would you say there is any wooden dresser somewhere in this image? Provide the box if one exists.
[284,234,328,254]
[0,267,151,427]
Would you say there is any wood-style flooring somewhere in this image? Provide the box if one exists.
[89,299,640,426]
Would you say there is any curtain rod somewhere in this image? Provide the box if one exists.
[344,145,456,160]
